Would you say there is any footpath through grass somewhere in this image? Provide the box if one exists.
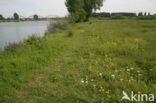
[0,20,156,103]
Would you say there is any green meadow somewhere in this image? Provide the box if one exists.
[0,20,156,103]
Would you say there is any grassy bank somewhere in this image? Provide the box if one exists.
[0,19,156,103]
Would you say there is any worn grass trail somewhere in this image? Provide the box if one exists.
[17,36,77,103]
[0,20,156,103]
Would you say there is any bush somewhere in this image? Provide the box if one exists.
[111,12,136,17]
[136,15,156,20]
[26,35,41,45]
[92,12,111,18]
[4,42,21,52]
[67,31,73,37]
[47,18,69,33]
[111,15,126,19]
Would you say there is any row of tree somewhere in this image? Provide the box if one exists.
[92,12,152,18]
[0,13,39,20]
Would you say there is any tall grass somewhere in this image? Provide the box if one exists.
[47,18,69,33]
[0,19,156,103]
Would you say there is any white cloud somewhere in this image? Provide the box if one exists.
[100,0,156,14]
[0,0,156,17]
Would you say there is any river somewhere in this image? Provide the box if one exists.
[0,21,49,50]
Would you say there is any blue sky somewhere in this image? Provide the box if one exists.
[0,0,156,17]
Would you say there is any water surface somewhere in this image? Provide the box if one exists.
[0,21,49,50]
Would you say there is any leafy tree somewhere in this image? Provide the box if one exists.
[66,0,104,22]
[83,0,104,21]
[7,17,11,20]
[144,12,147,16]
[14,12,19,20]
[33,14,39,20]
[92,12,111,18]
[0,14,4,20]
[111,12,136,17]
[66,0,86,22]
[148,12,151,16]
[138,12,143,16]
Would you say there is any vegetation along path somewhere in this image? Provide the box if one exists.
[0,20,156,103]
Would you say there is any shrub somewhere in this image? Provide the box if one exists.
[111,12,136,17]
[136,15,156,20]
[47,18,69,33]
[111,15,126,19]
[67,31,73,37]
[26,35,41,45]
[92,12,111,18]
[4,42,21,52]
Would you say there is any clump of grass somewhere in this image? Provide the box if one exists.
[3,35,41,52]
[141,29,148,33]
[4,42,21,52]
[77,26,83,29]
[67,31,73,37]
[89,21,92,24]
[25,35,41,45]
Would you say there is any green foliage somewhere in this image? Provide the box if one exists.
[83,0,104,21]
[67,30,73,37]
[0,14,4,20]
[33,14,39,20]
[137,15,156,20]
[144,12,147,16]
[4,43,21,52]
[65,0,86,23]
[0,20,156,102]
[111,14,126,19]
[92,12,111,18]
[138,12,143,16]
[148,12,151,16]
[47,19,69,33]
[111,12,136,17]
[13,12,19,20]
[66,0,104,22]
[92,12,137,19]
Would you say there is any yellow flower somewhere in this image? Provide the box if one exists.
[108,95,111,98]
[105,90,110,94]
[129,79,133,83]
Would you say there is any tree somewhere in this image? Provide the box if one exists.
[138,12,143,16]
[66,0,86,22]
[33,14,39,20]
[144,12,147,16]
[14,12,19,20]
[0,14,4,20]
[66,0,104,22]
[83,0,104,21]
[148,12,151,16]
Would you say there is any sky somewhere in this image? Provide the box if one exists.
[0,0,156,18]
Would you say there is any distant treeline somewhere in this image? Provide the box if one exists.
[92,12,137,17]
[92,12,156,20]
[0,12,58,22]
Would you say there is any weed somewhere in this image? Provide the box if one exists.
[67,31,73,37]
[0,20,156,103]
[47,19,69,33]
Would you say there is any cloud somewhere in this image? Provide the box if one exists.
[0,0,156,17]
[100,0,156,14]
